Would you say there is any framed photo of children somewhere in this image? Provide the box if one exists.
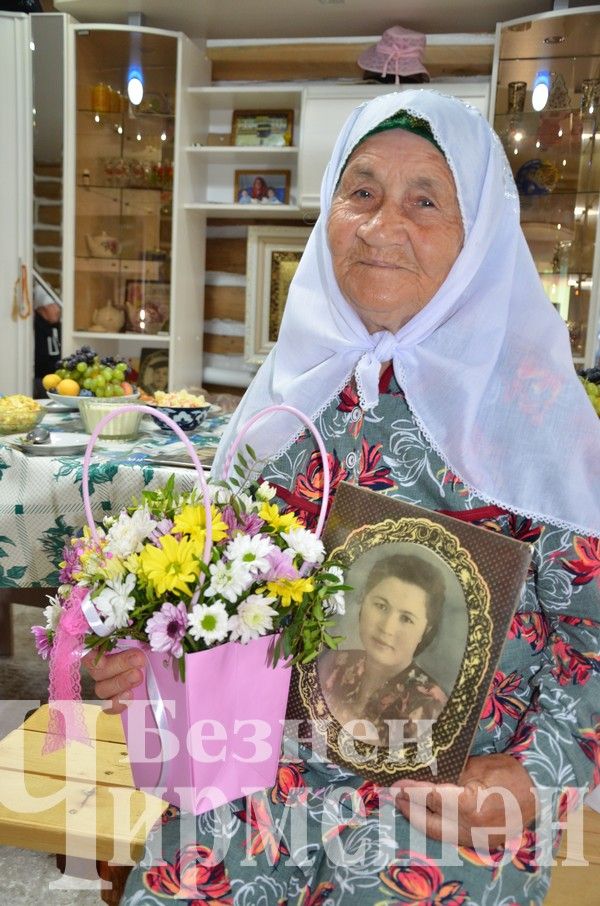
[234,169,291,206]
[286,483,533,786]
[231,109,294,147]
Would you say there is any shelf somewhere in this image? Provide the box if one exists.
[185,145,298,155]
[73,331,170,344]
[75,257,163,277]
[187,85,303,109]
[78,107,175,120]
[78,183,171,191]
[184,202,302,218]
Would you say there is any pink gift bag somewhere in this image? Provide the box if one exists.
[77,402,330,815]
[118,635,292,814]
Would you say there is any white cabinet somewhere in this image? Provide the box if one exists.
[61,23,210,391]
[183,85,303,216]
[298,82,490,210]
[0,12,33,395]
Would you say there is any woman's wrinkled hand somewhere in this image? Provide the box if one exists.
[82,649,145,714]
[393,753,538,850]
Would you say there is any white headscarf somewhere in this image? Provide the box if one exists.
[214,90,600,537]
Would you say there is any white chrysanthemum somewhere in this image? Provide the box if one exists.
[210,484,232,506]
[323,565,346,616]
[281,526,325,565]
[237,491,256,513]
[225,534,274,576]
[188,602,229,645]
[105,507,157,559]
[92,572,136,632]
[204,558,251,603]
[43,595,62,631]
[228,594,278,644]
[256,481,276,502]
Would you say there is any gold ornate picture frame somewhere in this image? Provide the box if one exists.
[244,225,312,365]
[286,483,532,785]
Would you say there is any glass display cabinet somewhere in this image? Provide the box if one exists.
[492,8,600,367]
[61,24,209,390]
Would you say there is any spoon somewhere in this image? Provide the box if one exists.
[25,426,50,444]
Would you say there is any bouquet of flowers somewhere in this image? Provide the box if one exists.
[34,402,347,814]
[33,472,347,673]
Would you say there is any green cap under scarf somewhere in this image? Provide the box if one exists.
[337,110,444,186]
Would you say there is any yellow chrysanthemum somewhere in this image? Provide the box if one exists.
[171,504,229,548]
[138,534,201,597]
[264,577,315,608]
[259,502,300,533]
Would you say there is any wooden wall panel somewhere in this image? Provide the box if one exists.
[203,333,245,355]
[206,237,247,274]
[205,285,246,322]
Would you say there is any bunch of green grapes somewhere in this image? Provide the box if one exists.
[56,346,131,398]
[579,368,600,418]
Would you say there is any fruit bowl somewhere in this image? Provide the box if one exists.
[47,390,140,410]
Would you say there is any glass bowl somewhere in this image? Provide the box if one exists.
[0,402,44,436]
[77,397,144,439]
[150,405,211,434]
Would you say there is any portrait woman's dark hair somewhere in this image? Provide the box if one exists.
[364,554,445,655]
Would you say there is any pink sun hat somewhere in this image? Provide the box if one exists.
[357,25,430,83]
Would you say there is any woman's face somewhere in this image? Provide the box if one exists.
[327,129,464,334]
[359,575,429,673]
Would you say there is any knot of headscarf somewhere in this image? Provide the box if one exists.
[354,331,399,410]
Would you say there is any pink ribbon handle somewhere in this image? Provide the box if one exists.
[81,403,213,564]
[222,404,330,540]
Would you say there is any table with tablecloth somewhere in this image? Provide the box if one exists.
[0,403,230,590]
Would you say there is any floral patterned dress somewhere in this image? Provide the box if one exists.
[318,649,447,744]
[122,366,600,906]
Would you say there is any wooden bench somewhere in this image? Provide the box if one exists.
[0,702,597,905]
[0,703,167,905]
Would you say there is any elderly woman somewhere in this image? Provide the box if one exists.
[88,90,600,905]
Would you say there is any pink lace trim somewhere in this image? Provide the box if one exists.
[44,585,92,753]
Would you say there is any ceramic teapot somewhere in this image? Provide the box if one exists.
[89,300,125,333]
[85,231,120,258]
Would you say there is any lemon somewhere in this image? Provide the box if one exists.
[42,373,61,391]
[56,378,81,397]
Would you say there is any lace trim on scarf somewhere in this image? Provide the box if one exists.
[394,358,600,539]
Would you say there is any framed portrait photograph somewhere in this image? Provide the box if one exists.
[234,169,291,206]
[138,347,169,396]
[231,109,294,147]
[287,482,532,785]
[244,225,312,364]
[124,280,170,335]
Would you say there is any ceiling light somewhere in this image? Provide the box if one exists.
[127,68,144,106]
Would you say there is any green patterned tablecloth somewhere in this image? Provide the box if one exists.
[0,403,230,588]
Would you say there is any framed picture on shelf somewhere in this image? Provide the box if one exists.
[124,280,170,334]
[138,347,169,396]
[234,169,291,206]
[231,109,294,147]
[244,225,312,364]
